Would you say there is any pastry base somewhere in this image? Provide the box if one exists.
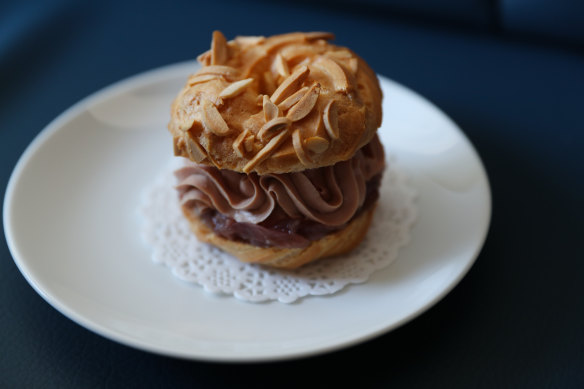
[181,204,377,269]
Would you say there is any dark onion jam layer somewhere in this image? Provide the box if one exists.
[197,174,382,248]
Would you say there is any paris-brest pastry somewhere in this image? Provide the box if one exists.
[168,31,385,269]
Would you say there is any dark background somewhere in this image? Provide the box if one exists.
[1,0,583,387]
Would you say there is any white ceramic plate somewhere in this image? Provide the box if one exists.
[3,61,491,362]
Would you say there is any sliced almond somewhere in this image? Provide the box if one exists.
[227,40,238,50]
[233,130,249,157]
[305,136,329,154]
[173,137,182,156]
[185,136,207,163]
[292,57,311,71]
[323,100,340,139]
[292,129,312,166]
[197,50,211,66]
[271,144,296,159]
[244,132,255,152]
[278,86,309,111]
[326,54,358,75]
[326,49,353,59]
[232,129,255,154]
[273,54,289,78]
[262,71,277,95]
[347,58,358,74]
[219,78,254,99]
[280,44,322,62]
[262,33,305,53]
[235,35,265,47]
[263,95,280,121]
[240,46,269,77]
[201,100,230,136]
[243,129,289,173]
[211,30,229,65]
[270,65,310,104]
[307,106,324,135]
[195,65,239,79]
[211,95,224,107]
[304,32,335,41]
[176,112,196,132]
[258,117,291,141]
[286,83,320,122]
[187,74,219,86]
[313,58,349,92]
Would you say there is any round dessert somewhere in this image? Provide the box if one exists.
[168,31,385,269]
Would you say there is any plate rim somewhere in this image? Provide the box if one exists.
[3,60,492,362]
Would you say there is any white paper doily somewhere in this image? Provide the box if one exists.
[139,156,417,303]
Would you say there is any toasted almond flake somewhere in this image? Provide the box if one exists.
[305,136,329,154]
[313,58,349,92]
[211,30,229,65]
[235,35,265,46]
[233,130,249,157]
[212,95,224,107]
[271,144,296,159]
[292,58,311,71]
[201,100,230,136]
[205,144,222,166]
[263,95,280,121]
[219,78,254,99]
[263,33,306,52]
[258,117,291,141]
[173,137,182,156]
[325,56,358,76]
[286,83,320,122]
[273,54,289,78]
[278,86,309,111]
[270,65,310,104]
[197,50,211,66]
[347,58,358,74]
[292,129,312,166]
[326,49,353,59]
[310,108,325,134]
[187,74,219,86]
[323,100,340,139]
[185,136,207,162]
[195,65,239,79]
[244,133,255,152]
[243,130,289,173]
[240,46,269,77]
[262,71,277,95]
[177,113,196,132]
[280,44,322,62]
[304,32,335,41]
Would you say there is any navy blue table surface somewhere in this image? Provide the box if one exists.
[1,1,583,387]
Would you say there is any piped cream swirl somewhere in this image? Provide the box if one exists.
[176,135,385,227]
